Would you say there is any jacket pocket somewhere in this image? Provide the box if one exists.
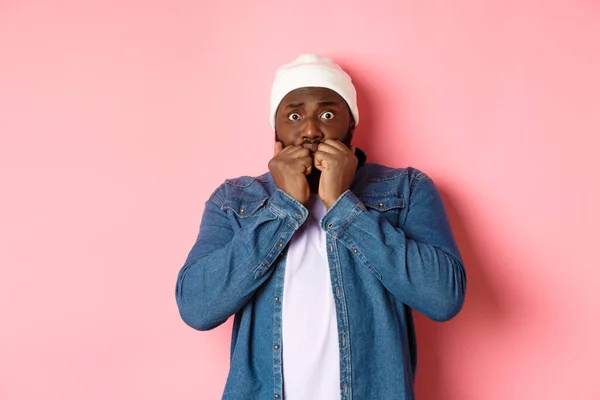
[359,193,405,226]
[221,196,268,218]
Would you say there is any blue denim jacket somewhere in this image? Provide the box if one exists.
[176,150,466,399]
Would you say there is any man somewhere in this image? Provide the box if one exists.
[176,54,466,399]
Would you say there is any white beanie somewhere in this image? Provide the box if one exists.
[270,54,359,129]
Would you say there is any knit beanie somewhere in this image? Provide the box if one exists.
[269,54,359,129]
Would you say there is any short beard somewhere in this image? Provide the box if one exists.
[274,125,355,194]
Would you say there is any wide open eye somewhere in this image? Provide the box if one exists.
[320,111,335,120]
[288,113,301,121]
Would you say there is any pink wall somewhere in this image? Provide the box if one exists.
[1,1,599,399]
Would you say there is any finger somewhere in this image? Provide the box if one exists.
[288,146,311,158]
[279,143,302,154]
[313,157,324,171]
[301,142,320,153]
[313,151,333,171]
[280,144,301,153]
[323,139,351,152]
[274,141,283,156]
[316,142,340,155]
[276,144,304,158]
[295,156,313,174]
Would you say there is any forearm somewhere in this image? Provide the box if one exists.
[176,189,307,330]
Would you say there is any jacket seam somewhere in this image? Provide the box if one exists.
[337,197,364,237]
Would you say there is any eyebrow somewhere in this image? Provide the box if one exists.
[317,101,340,107]
[285,102,304,109]
[284,100,340,109]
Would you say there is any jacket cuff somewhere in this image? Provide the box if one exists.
[320,190,365,237]
[267,189,309,230]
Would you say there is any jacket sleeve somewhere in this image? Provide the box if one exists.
[175,188,308,331]
[320,172,466,322]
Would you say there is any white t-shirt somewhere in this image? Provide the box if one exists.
[282,195,340,399]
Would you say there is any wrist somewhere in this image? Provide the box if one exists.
[321,193,342,209]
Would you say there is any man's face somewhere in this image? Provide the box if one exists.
[274,87,355,192]
[274,87,354,149]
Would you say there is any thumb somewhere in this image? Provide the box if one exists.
[274,141,283,156]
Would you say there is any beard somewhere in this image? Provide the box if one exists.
[275,129,354,193]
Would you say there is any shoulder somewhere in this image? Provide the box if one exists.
[357,163,432,192]
[208,172,273,206]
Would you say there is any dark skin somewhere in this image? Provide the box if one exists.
[268,87,358,208]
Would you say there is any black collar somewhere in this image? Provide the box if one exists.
[355,147,367,168]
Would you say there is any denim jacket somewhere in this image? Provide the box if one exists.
[176,149,466,400]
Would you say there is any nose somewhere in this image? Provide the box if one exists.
[302,117,323,142]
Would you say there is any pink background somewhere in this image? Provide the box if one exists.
[1,1,599,399]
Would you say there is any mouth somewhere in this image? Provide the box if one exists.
[302,142,320,153]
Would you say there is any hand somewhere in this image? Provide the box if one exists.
[268,141,312,205]
[314,140,358,208]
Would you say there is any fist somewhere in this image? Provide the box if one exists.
[314,140,357,208]
[268,142,312,205]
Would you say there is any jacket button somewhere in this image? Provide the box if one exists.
[378,202,384,208]
[278,242,283,248]
[328,222,334,228]
[239,208,245,214]
[275,395,280,399]
[353,248,358,253]
[275,296,279,302]
[274,344,279,350]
